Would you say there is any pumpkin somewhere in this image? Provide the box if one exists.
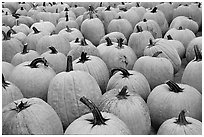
[2,7,12,15]
[107,68,150,101]
[67,38,100,61]
[2,25,11,34]
[30,20,55,34]
[73,52,109,94]
[70,5,86,18]
[2,30,23,63]
[59,7,76,20]
[186,36,202,63]
[58,26,83,42]
[2,13,16,28]
[139,2,159,9]
[36,33,71,55]
[75,15,83,30]
[135,19,162,39]
[2,62,14,81]
[128,5,146,20]
[9,29,26,43]
[18,2,32,11]
[11,43,40,66]
[147,80,202,130]
[47,56,102,130]
[12,20,31,35]
[2,74,23,108]
[24,27,49,50]
[99,86,151,134]
[15,6,28,16]
[142,7,169,36]
[98,38,137,72]
[164,27,196,51]
[165,35,185,59]
[181,45,202,94]
[15,15,35,28]
[3,2,19,14]
[128,25,154,58]
[2,97,63,135]
[170,16,199,34]
[157,110,202,135]
[99,32,127,45]
[107,16,133,41]
[9,58,56,101]
[144,39,181,74]
[81,10,105,46]
[133,51,174,90]
[64,96,131,135]
[157,2,174,24]
[40,46,67,74]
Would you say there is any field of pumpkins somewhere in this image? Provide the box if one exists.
[2,1,202,135]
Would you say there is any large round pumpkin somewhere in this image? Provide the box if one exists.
[2,97,63,135]
[64,96,131,135]
[47,56,102,130]
[147,80,202,130]
[99,86,151,134]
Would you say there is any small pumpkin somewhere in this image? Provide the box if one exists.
[2,62,14,81]
[12,19,31,35]
[157,110,202,135]
[99,32,127,45]
[181,45,202,94]
[147,80,202,130]
[30,20,55,34]
[64,96,131,135]
[2,74,23,108]
[2,97,63,135]
[107,68,150,101]
[15,6,27,16]
[133,51,174,90]
[9,58,56,101]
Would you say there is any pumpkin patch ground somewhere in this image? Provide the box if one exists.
[2,1,202,135]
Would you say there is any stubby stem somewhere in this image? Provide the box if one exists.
[136,25,143,32]
[27,58,48,68]
[167,35,173,40]
[21,43,29,54]
[65,25,72,32]
[32,27,40,34]
[116,86,130,100]
[179,26,183,30]
[75,38,79,43]
[194,45,202,62]
[143,18,147,22]
[105,5,111,11]
[80,96,108,127]
[66,56,73,72]
[174,110,192,125]
[2,31,8,40]
[13,101,31,113]
[16,19,19,26]
[151,7,157,13]
[2,74,10,89]
[111,68,133,78]
[64,7,69,11]
[20,7,24,10]
[80,38,88,46]
[117,38,124,48]
[118,16,122,19]
[105,37,113,46]
[49,46,58,54]
[77,52,90,63]
[165,80,184,93]
[65,12,69,21]
[149,39,154,47]
[152,51,162,57]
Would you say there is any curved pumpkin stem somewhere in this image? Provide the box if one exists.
[116,86,130,100]
[117,38,124,48]
[7,29,16,38]
[32,27,40,34]
[151,7,157,13]
[194,45,202,62]
[165,80,184,93]
[27,58,49,68]
[111,68,133,78]
[152,51,162,57]
[174,110,192,125]
[80,96,108,127]
[2,74,10,89]
[49,46,58,54]
[66,55,73,72]
[21,43,29,54]
[77,52,90,63]
[105,37,113,46]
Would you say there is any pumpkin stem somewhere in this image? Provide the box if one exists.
[167,35,173,40]
[152,51,162,57]
[121,2,125,5]
[194,45,202,62]
[49,46,58,54]
[80,96,108,127]
[66,56,73,72]
[65,11,69,21]
[32,27,40,34]
[117,38,124,48]
[21,43,29,54]
[88,10,93,19]
[165,80,184,93]
[111,68,133,78]
[198,2,201,8]
[74,5,78,8]
[2,31,8,40]
[43,2,46,6]
[13,101,31,113]
[64,7,69,11]
[88,5,94,12]
[75,38,79,43]
[143,18,147,22]
[16,19,19,26]
[105,37,113,46]
[2,74,10,89]
[27,57,49,68]
[80,38,88,46]
[136,25,143,32]
[116,86,130,100]
[178,26,183,30]
[149,39,154,47]
[118,16,122,19]
[77,52,90,63]
[20,7,24,10]
[174,110,192,125]
[105,5,111,11]
[56,8,58,13]
[136,2,140,7]
[65,25,72,32]
[151,7,157,13]
[7,29,16,38]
